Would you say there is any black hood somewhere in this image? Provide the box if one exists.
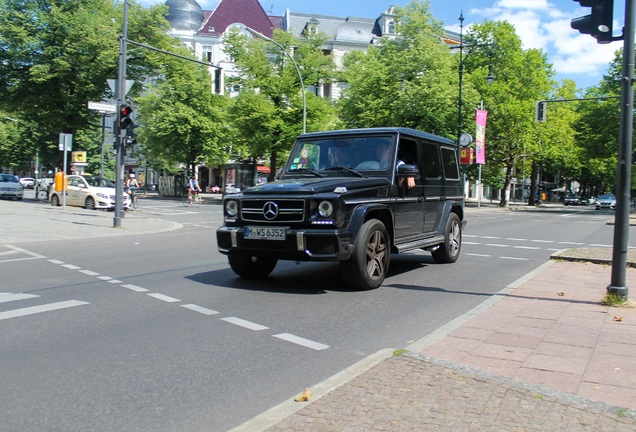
[242,177,390,195]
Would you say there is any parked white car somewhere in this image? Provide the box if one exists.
[0,173,24,200]
[18,177,35,189]
[49,175,130,210]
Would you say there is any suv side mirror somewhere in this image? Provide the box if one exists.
[396,164,420,180]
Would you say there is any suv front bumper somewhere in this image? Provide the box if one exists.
[216,226,353,261]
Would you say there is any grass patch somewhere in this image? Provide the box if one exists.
[393,349,409,356]
[601,292,635,307]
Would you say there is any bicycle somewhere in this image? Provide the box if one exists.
[128,187,139,209]
[183,190,202,208]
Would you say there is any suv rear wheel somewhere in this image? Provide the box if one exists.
[341,219,389,290]
[228,251,278,278]
[431,212,461,263]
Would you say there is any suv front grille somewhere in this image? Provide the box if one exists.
[241,199,305,223]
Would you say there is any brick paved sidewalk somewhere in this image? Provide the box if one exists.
[238,258,636,432]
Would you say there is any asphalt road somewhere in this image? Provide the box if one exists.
[0,196,628,431]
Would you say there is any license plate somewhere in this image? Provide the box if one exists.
[244,226,286,240]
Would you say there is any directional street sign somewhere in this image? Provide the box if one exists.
[87,101,117,113]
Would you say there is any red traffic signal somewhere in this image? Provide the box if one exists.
[119,105,133,128]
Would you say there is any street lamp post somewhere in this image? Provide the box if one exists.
[245,27,306,134]
[454,12,494,200]
[456,13,495,151]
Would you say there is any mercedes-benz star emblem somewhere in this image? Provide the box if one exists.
[263,201,279,220]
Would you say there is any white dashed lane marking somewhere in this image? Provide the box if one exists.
[147,293,180,303]
[274,333,330,351]
[221,317,269,331]
[181,304,219,315]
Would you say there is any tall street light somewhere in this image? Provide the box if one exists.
[245,27,306,134]
[454,12,494,156]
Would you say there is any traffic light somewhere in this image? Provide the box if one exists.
[571,0,614,44]
[119,104,133,128]
[125,123,137,146]
[535,101,546,122]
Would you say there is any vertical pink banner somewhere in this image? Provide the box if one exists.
[475,110,488,165]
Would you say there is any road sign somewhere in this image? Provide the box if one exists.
[107,79,134,96]
[88,101,117,113]
[58,133,72,151]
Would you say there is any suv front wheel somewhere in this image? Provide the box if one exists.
[431,212,462,263]
[341,219,389,290]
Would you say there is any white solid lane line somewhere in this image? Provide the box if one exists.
[0,300,89,320]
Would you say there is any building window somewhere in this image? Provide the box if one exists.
[387,20,395,34]
[202,45,213,62]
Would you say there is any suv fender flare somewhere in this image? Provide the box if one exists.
[436,201,464,237]
[348,204,394,241]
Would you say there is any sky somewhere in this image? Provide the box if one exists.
[157,0,629,91]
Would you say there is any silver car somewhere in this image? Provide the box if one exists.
[595,194,616,210]
[0,174,24,200]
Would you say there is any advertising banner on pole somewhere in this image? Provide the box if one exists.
[475,110,488,164]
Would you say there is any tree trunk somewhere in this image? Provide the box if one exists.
[268,150,278,182]
[499,157,515,207]
[528,161,539,206]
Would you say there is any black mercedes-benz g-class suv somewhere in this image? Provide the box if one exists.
[217,127,465,289]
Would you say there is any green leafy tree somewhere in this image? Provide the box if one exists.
[338,0,460,137]
[0,0,175,175]
[224,28,339,180]
[574,50,623,194]
[136,56,228,177]
[468,20,554,207]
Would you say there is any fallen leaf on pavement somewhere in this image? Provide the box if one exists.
[295,388,311,402]
[613,316,623,322]
[557,292,564,296]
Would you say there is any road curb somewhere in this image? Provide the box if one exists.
[228,348,394,432]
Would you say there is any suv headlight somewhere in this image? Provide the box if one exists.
[226,200,238,216]
[318,200,333,217]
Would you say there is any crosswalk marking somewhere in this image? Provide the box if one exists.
[0,300,89,320]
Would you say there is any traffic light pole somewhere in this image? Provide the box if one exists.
[114,0,129,228]
[608,0,635,300]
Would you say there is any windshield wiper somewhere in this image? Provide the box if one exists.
[324,166,365,178]
[288,167,325,178]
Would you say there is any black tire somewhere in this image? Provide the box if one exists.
[85,196,96,210]
[50,194,60,207]
[340,219,389,290]
[228,252,278,278]
[431,212,462,264]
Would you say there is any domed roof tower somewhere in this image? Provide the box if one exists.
[165,0,204,31]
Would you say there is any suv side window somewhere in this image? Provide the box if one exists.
[420,142,441,179]
[441,147,460,180]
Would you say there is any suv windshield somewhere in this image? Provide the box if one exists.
[286,135,394,175]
